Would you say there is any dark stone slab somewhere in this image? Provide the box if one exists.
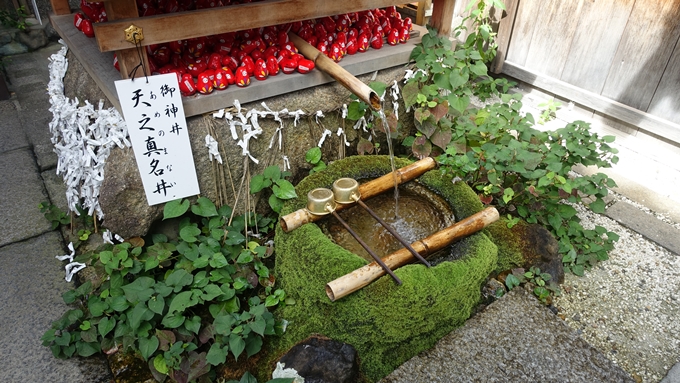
[0,231,112,382]
[0,100,29,153]
[606,200,680,256]
[0,148,52,246]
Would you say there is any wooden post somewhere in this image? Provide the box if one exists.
[491,0,519,74]
[49,0,71,15]
[325,206,500,301]
[430,0,457,36]
[102,0,150,79]
[416,0,432,26]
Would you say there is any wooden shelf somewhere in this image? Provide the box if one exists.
[51,13,425,117]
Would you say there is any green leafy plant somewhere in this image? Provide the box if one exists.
[401,0,620,275]
[250,166,297,214]
[0,5,29,30]
[42,197,287,383]
[344,81,398,155]
[39,201,70,230]
[402,7,512,158]
[305,147,326,174]
[537,98,562,125]
[504,266,561,304]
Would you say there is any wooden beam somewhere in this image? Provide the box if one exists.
[49,0,71,15]
[93,0,409,52]
[490,0,518,74]
[52,13,424,117]
[502,61,680,145]
[430,0,456,36]
[103,0,150,79]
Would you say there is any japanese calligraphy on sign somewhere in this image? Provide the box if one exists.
[115,74,199,206]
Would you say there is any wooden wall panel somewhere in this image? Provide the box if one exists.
[522,0,584,79]
[647,36,680,124]
[559,0,635,93]
[601,0,680,111]
[504,0,540,66]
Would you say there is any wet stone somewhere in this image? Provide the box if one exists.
[278,335,360,383]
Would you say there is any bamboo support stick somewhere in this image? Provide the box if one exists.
[279,157,436,232]
[288,32,381,111]
[325,206,500,302]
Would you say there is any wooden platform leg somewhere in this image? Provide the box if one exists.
[431,0,457,37]
[49,0,71,15]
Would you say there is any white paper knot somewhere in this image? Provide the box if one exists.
[205,134,223,164]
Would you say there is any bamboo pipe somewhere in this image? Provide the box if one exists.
[280,157,436,233]
[288,32,381,111]
[325,206,500,302]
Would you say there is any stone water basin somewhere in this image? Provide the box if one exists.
[271,155,501,382]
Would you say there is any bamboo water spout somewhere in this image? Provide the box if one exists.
[325,206,500,301]
[288,32,381,111]
[280,157,436,233]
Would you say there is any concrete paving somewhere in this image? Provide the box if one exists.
[0,42,112,383]
[382,288,634,383]
[1,43,679,383]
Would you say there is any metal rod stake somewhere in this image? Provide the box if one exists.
[329,209,402,285]
[354,198,431,267]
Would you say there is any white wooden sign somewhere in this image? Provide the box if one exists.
[115,74,200,206]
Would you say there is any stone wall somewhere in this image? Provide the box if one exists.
[0,23,49,56]
[62,51,415,238]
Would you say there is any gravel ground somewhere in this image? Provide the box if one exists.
[554,201,680,383]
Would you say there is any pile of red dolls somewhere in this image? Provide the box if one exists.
[73,0,413,97]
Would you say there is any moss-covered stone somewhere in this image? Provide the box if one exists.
[484,218,527,273]
[271,156,499,382]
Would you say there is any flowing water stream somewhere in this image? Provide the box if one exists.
[378,107,399,217]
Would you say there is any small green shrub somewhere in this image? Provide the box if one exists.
[304,147,326,174]
[401,0,620,275]
[42,197,287,383]
[0,5,29,30]
[250,165,297,214]
[505,266,561,304]
[39,201,70,230]
[537,98,562,125]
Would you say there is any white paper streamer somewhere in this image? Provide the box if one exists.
[337,127,349,147]
[55,242,86,282]
[102,229,124,244]
[48,43,130,218]
[318,129,332,147]
[272,362,305,383]
[390,80,400,120]
[205,134,223,164]
[55,242,75,262]
[352,116,368,132]
[64,262,87,283]
[282,155,290,171]
[315,110,325,123]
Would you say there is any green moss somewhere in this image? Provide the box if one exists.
[271,156,498,382]
[484,219,528,273]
